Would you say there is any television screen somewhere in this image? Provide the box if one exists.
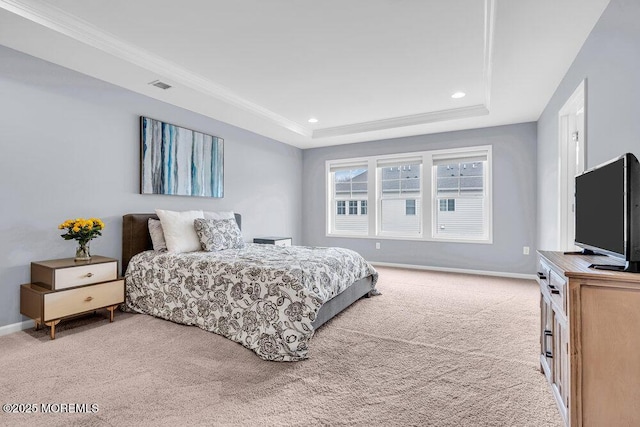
[574,157,625,257]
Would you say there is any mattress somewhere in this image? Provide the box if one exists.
[124,243,378,361]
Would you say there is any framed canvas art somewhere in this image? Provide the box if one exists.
[140,116,224,197]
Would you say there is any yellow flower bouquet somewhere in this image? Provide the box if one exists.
[58,217,105,261]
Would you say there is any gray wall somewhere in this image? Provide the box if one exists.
[0,46,302,328]
[537,0,640,250]
[302,123,538,275]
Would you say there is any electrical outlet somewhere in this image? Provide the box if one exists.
[523,246,530,255]
[375,242,381,249]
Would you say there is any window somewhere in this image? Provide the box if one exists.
[348,200,358,215]
[326,146,491,242]
[329,165,369,235]
[406,199,417,215]
[379,159,422,236]
[433,151,489,240]
[439,199,455,212]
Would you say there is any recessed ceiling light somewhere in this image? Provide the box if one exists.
[308,118,318,123]
[451,92,466,99]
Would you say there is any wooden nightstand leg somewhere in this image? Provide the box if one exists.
[34,319,41,331]
[45,320,61,340]
[106,305,117,322]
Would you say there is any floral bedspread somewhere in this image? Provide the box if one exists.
[124,244,378,361]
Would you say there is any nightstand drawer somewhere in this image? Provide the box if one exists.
[53,262,118,290]
[32,256,118,290]
[44,279,124,321]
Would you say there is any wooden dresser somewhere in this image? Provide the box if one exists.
[538,251,640,426]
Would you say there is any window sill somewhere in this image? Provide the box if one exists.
[326,233,492,244]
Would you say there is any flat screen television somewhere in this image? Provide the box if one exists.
[574,152,640,272]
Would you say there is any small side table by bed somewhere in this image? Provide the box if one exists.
[20,256,124,339]
[253,237,292,247]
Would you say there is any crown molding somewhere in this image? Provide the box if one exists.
[0,0,495,141]
[483,0,496,109]
[0,0,312,137]
[312,105,489,139]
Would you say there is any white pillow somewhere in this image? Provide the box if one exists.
[203,211,235,220]
[155,209,204,253]
[148,218,167,251]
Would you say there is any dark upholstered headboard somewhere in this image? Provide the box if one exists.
[121,213,242,275]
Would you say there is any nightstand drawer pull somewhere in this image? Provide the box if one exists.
[84,296,94,302]
[86,272,94,278]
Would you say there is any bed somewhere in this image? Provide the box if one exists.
[121,213,379,361]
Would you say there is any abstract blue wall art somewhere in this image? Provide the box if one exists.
[140,117,224,197]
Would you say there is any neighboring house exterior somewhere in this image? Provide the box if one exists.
[333,161,484,238]
[434,161,485,238]
[334,168,370,234]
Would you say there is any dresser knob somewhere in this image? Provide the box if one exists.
[85,296,94,302]
[86,273,94,278]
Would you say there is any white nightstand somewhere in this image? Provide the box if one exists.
[253,237,292,247]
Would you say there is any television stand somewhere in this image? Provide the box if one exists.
[538,250,640,426]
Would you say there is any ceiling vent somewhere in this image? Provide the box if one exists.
[148,80,172,90]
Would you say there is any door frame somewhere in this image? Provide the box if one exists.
[557,80,587,251]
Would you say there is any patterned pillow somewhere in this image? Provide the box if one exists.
[194,218,245,251]
[148,218,167,251]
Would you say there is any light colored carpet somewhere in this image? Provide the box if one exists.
[0,267,561,426]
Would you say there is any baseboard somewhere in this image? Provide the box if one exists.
[0,319,34,337]
[369,261,537,281]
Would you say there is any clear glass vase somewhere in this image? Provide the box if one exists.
[75,241,91,261]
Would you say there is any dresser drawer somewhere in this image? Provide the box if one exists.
[32,256,118,290]
[549,269,567,315]
[43,279,124,321]
[539,256,567,315]
[537,259,551,287]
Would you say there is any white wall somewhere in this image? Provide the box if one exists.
[0,46,302,328]
[537,0,640,250]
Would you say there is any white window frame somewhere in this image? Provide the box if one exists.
[377,156,423,238]
[430,146,492,243]
[325,145,492,244]
[327,161,370,236]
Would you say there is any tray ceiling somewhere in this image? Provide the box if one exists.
[0,0,610,148]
